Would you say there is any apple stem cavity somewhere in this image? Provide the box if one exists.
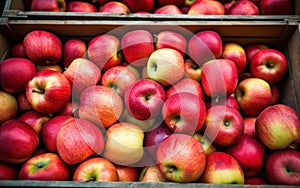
[32,88,45,94]
[223,120,231,127]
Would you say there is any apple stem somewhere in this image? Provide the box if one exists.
[32,88,45,94]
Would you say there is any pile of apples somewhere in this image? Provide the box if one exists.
[25,0,295,15]
[0,26,299,186]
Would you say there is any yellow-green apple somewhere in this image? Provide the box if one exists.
[144,122,172,160]
[259,0,293,15]
[192,132,216,155]
[250,49,288,85]
[18,153,69,180]
[184,59,201,81]
[199,151,244,184]
[245,44,269,63]
[0,91,18,124]
[18,110,50,134]
[67,1,97,12]
[55,100,79,117]
[203,105,244,146]
[245,176,268,185]
[155,30,187,57]
[243,117,257,137]
[166,78,205,100]
[30,0,66,11]
[156,133,206,182]
[23,30,62,65]
[40,115,74,153]
[101,65,137,97]
[123,0,154,12]
[235,78,272,116]
[222,43,247,74]
[205,95,240,112]
[0,119,39,164]
[121,30,154,67]
[147,48,185,86]
[188,30,223,66]
[162,92,206,134]
[56,118,105,165]
[227,0,260,15]
[0,58,36,93]
[154,5,183,14]
[73,157,119,181]
[9,42,27,58]
[99,1,130,13]
[265,149,300,185]
[36,64,63,73]
[115,165,138,182]
[201,59,238,97]
[119,107,156,131]
[157,0,185,6]
[63,58,101,99]
[255,104,300,150]
[187,0,225,15]
[62,39,87,68]
[79,85,123,128]
[88,34,122,71]
[26,69,71,114]
[0,162,18,180]
[124,78,165,121]
[139,165,168,182]
[104,122,144,166]
[225,135,266,177]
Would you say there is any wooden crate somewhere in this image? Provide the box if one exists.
[0,17,299,187]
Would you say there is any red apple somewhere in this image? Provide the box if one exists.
[165,78,205,100]
[139,165,168,182]
[0,162,18,180]
[124,78,165,121]
[188,30,223,66]
[266,149,300,185]
[26,70,71,114]
[88,34,122,71]
[67,1,97,12]
[0,119,39,164]
[245,176,268,185]
[73,157,119,181]
[255,104,300,150]
[18,153,70,180]
[227,0,260,15]
[205,95,240,112]
[250,49,288,84]
[154,5,183,14]
[270,84,280,105]
[147,48,185,86]
[123,0,154,12]
[18,110,50,134]
[225,135,265,177]
[62,38,87,68]
[243,117,257,137]
[201,59,238,97]
[55,100,80,117]
[245,44,269,63]
[162,92,206,134]
[40,115,74,153]
[259,0,293,15]
[155,30,187,57]
[187,0,225,15]
[9,42,27,58]
[63,58,101,99]
[199,151,244,184]
[115,165,138,182]
[0,57,36,93]
[121,29,154,67]
[79,85,123,128]
[56,118,105,165]
[203,105,244,146]
[157,0,185,6]
[99,1,130,14]
[101,65,137,97]
[235,78,272,116]
[222,42,247,74]
[184,59,201,81]
[0,91,18,124]
[156,133,206,182]
[31,0,66,11]
[23,30,62,65]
